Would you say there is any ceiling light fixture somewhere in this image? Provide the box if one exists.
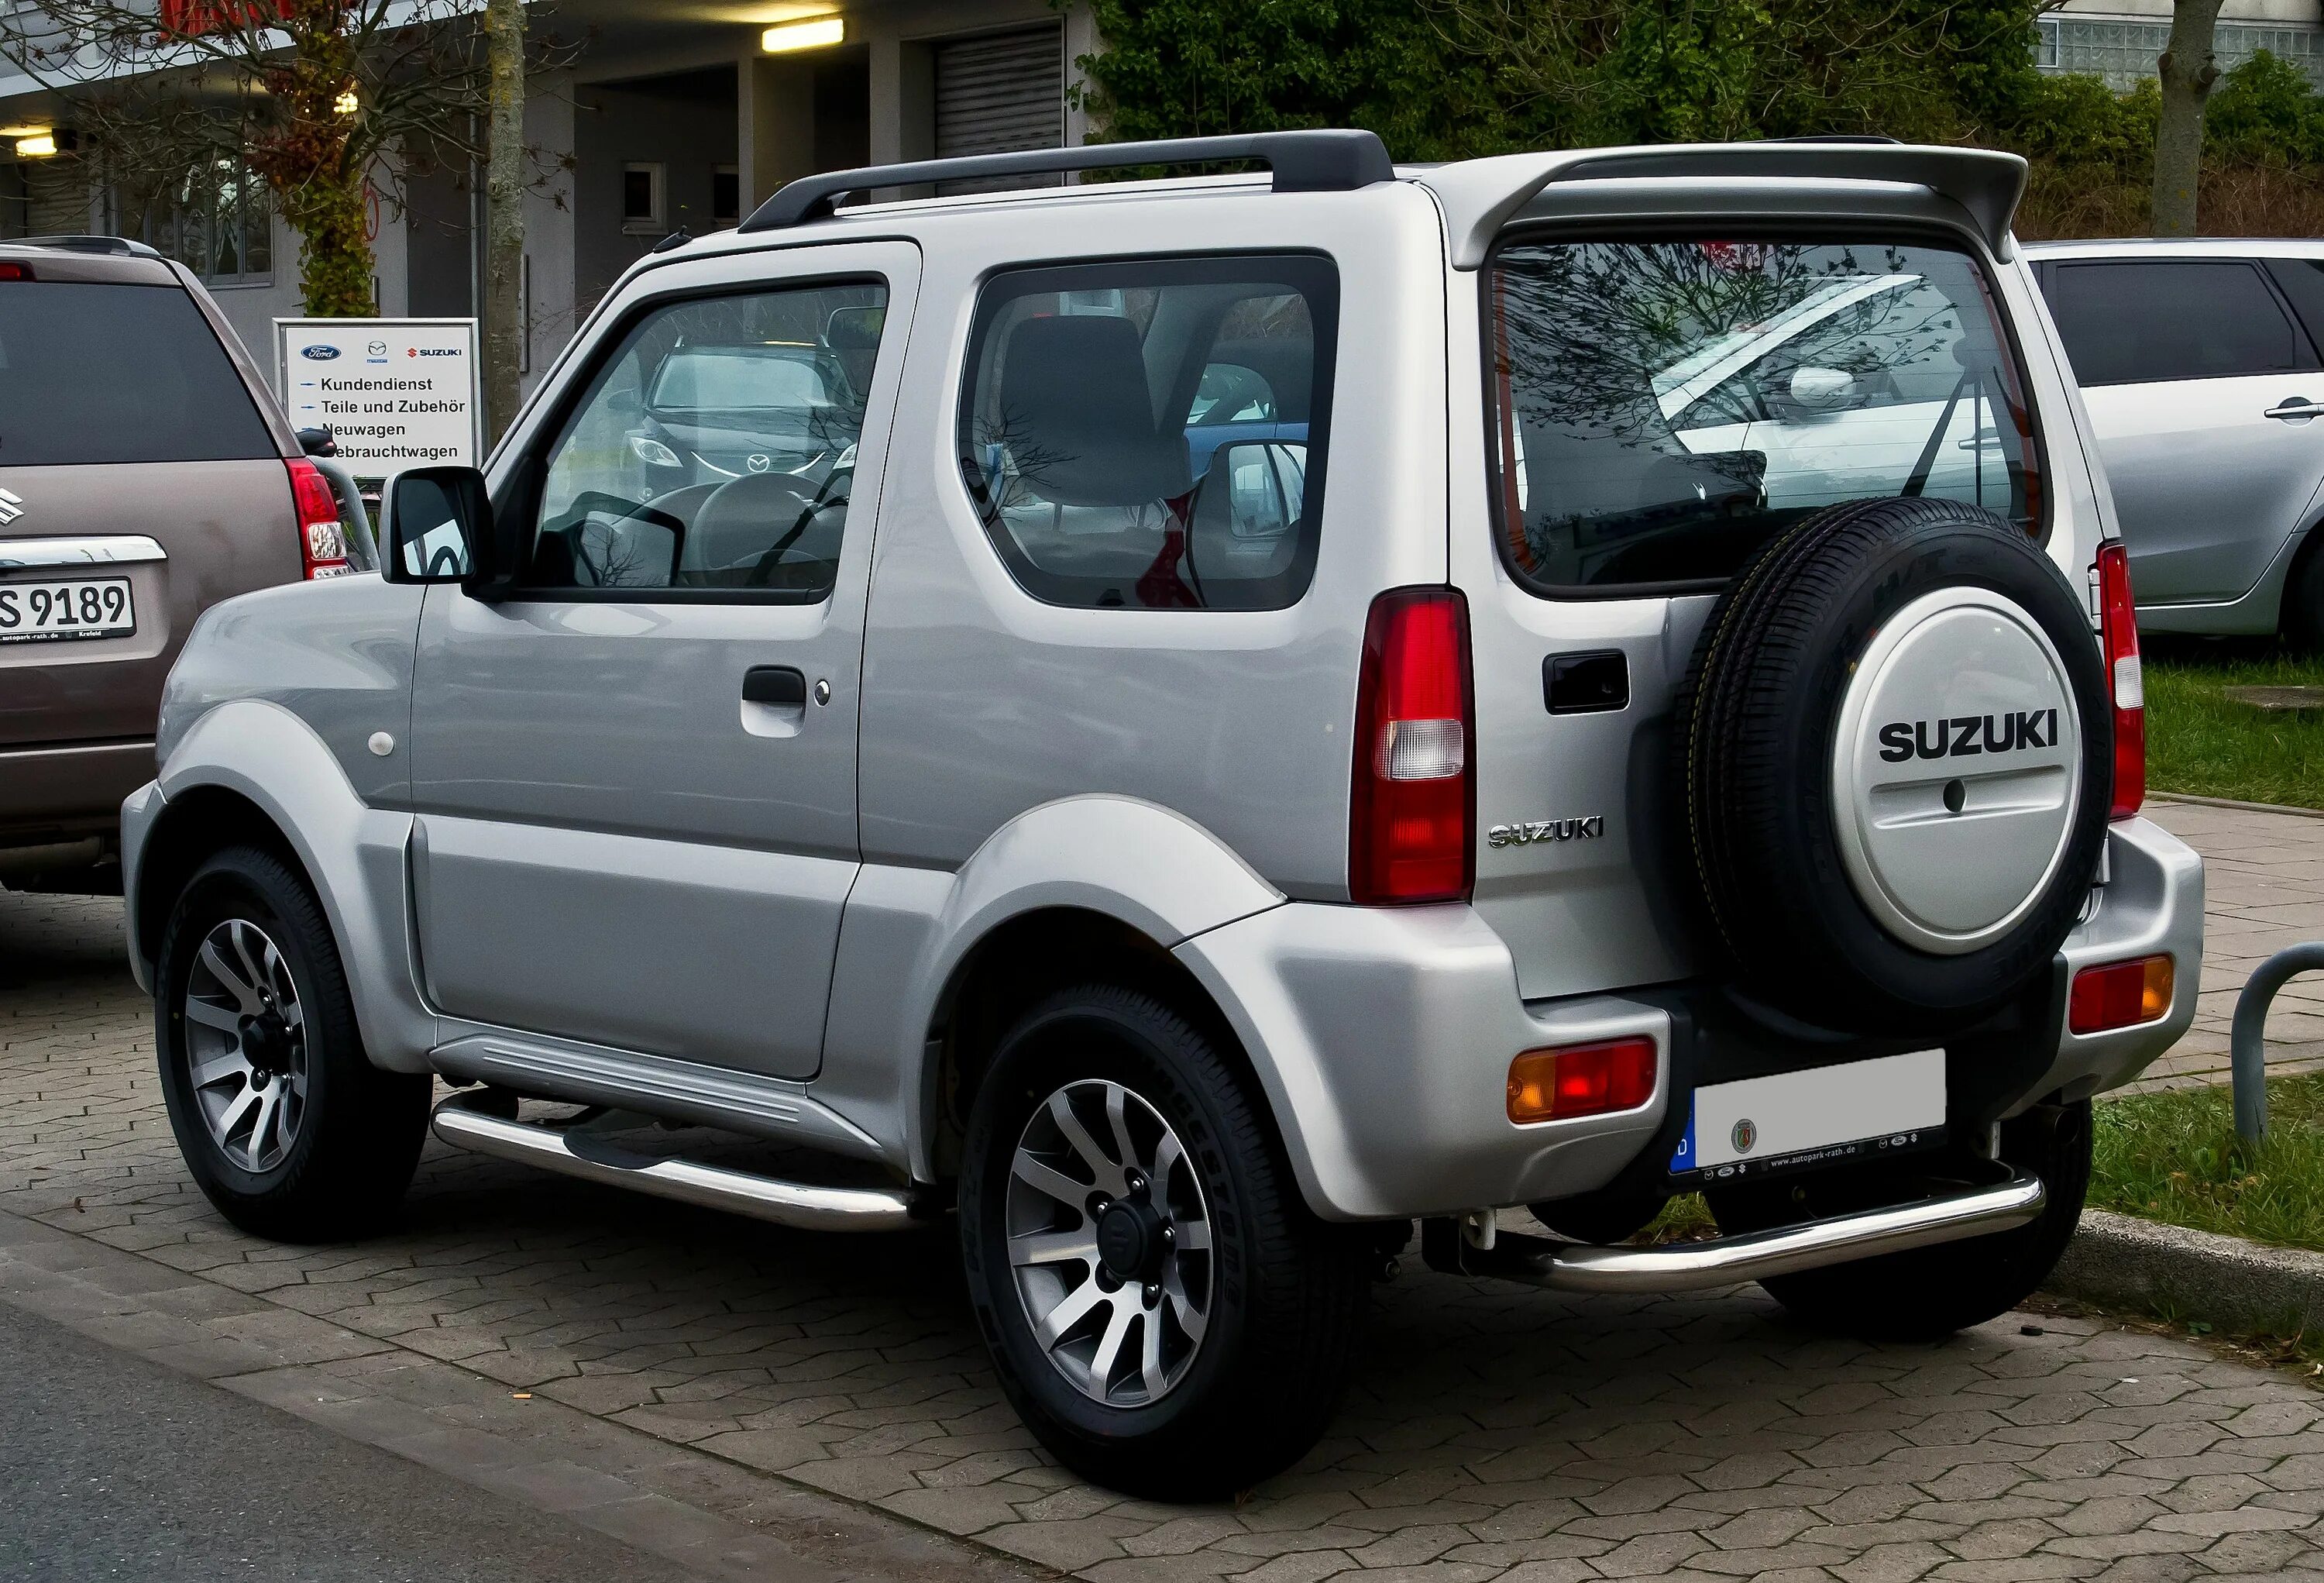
[14,133,57,158]
[761,15,843,52]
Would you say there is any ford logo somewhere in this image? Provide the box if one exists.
[301,345,341,361]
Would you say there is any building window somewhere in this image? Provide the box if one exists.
[621,162,664,236]
[2035,15,2324,90]
[713,165,739,228]
[128,158,272,286]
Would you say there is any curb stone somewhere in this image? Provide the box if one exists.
[2049,1206,2324,1337]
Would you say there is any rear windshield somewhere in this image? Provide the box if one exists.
[1486,238,2038,594]
[0,280,274,466]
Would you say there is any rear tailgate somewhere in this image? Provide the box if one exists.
[0,254,300,756]
[1451,224,2046,1004]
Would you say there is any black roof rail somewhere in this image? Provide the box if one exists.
[7,234,162,258]
[738,129,1394,233]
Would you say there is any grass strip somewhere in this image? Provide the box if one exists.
[2147,646,2324,810]
[2089,1071,2324,1254]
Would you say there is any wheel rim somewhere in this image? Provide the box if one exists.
[180,917,308,1173]
[1004,1079,1213,1408]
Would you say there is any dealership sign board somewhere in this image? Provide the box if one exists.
[273,318,482,471]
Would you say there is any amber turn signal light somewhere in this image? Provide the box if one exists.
[2068,954,2173,1034]
[1508,1036,1657,1124]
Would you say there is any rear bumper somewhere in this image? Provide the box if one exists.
[0,738,153,846]
[1175,814,2202,1223]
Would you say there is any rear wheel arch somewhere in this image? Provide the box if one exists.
[923,906,1258,1184]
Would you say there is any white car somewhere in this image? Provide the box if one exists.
[2031,239,2324,642]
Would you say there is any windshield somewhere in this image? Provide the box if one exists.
[1487,238,2038,592]
[648,346,830,414]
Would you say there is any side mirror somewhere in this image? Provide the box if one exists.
[296,425,338,457]
[1787,365,1863,414]
[381,466,493,587]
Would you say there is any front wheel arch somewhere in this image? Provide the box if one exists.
[136,786,311,979]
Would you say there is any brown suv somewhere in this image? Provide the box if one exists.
[0,236,353,890]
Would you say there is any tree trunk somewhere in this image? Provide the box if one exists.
[483,0,525,446]
[284,170,376,316]
[2152,0,2226,236]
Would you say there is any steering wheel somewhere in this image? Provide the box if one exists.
[692,470,841,586]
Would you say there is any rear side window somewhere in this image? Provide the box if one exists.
[1487,238,2038,594]
[958,253,1338,611]
[2047,260,2309,386]
[0,280,273,466]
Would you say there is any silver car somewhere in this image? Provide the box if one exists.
[122,133,2202,1499]
[2030,238,2324,642]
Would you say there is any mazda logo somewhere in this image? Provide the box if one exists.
[745,454,772,473]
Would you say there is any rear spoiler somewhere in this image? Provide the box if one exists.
[1416,142,2028,268]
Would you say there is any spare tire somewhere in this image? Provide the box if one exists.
[1677,496,2111,1034]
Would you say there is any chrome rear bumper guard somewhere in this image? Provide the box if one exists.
[431,1092,931,1234]
[1422,1172,2046,1293]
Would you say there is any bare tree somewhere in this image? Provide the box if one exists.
[1,0,573,325]
[482,0,523,442]
[2152,0,2226,236]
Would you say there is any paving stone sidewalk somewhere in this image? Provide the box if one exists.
[2137,797,2324,1091]
[12,813,2324,1581]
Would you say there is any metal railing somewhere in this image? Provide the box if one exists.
[2232,944,2324,1140]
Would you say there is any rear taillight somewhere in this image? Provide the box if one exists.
[2068,954,2172,1034]
[0,261,32,280]
[1507,1037,1658,1124]
[2096,540,2142,818]
[287,457,351,580]
[1350,587,1473,905]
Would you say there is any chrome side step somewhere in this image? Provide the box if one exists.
[1424,1172,2046,1294]
[430,1093,930,1234]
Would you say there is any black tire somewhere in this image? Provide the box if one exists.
[155,845,430,1241]
[958,985,1369,1499]
[1707,1101,2092,1340]
[1677,496,2113,1033]
[2283,533,2324,653]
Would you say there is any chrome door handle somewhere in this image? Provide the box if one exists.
[2265,397,2324,421]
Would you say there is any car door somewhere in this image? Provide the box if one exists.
[408,242,916,1079]
[2043,257,2324,605]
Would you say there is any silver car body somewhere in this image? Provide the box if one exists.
[2028,238,2324,635]
[123,147,2202,1223]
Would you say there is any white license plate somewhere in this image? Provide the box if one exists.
[0,576,136,644]
[1669,1048,1944,1182]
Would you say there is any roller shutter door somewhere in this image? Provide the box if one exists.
[933,24,1064,191]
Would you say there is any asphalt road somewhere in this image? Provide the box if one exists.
[0,1304,713,1583]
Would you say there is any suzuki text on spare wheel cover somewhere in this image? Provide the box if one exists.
[120,131,2199,1500]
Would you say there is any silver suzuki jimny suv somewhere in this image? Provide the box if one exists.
[122,131,2202,1499]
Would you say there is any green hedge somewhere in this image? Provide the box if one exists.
[1064,0,2324,191]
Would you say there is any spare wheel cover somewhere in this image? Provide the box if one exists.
[1831,585,2083,955]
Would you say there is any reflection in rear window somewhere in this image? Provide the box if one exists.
[0,280,273,466]
[1486,239,2038,593]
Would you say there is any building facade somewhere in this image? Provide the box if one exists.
[0,0,1095,408]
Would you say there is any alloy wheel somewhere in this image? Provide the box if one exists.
[180,917,309,1172]
[1004,1079,1213,1407]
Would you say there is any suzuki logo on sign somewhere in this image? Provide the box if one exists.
[1876,710,2059,762]
[0,487,20,526]
[300,344,340,360]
